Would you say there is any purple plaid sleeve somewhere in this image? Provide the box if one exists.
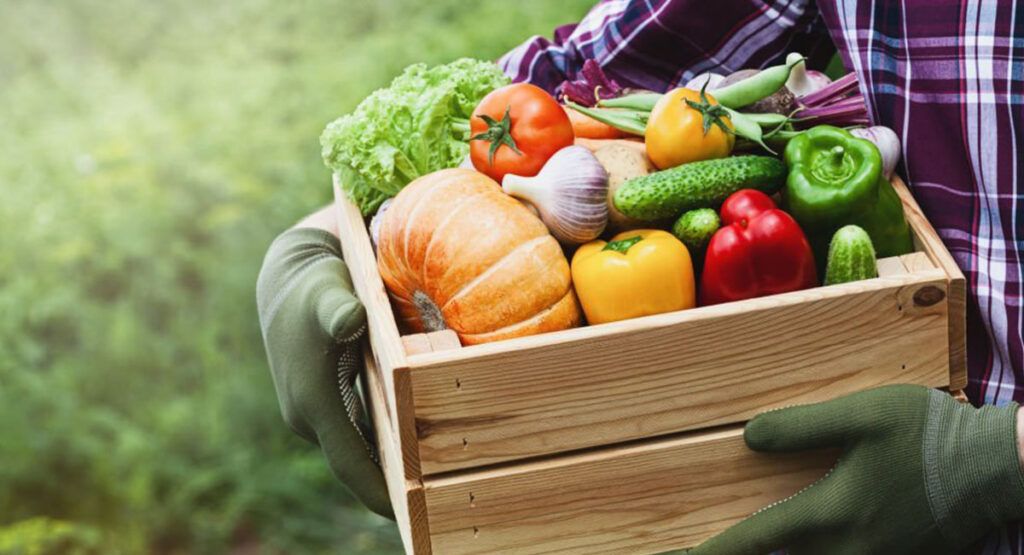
[499,0,835,94]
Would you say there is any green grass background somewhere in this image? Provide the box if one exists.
[0,1,594,553]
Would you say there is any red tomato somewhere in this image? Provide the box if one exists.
[470,83,574,182]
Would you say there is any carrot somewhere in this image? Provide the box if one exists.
[564,105,628,139]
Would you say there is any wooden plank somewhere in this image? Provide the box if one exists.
[891,176,967,390]
[334,179,424,485]
[426,330,462,352]
[403,334,434,356]
[333,177,408,377]
[364,348,431,555]
[422,426,837,555]
[408,270,951,474]
[900,251,936,274]
[876,256,908,277]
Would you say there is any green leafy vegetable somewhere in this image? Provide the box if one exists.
[320,58,510,215]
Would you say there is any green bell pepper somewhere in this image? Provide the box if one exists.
[783,125,913,257]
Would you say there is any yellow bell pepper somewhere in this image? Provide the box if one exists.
[571,230,696,325]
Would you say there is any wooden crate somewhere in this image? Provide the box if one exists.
[334,175,966,555]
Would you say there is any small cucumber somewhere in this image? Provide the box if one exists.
[613,156,786,221]
[824,225,878,285]
[672,208,720,255]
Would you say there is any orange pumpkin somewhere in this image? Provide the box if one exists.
[376,168,581,345]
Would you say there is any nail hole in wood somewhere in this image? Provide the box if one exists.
[898,304,903,311]
[473,526,480,538]
[462,438,469,449]
[901,364,906,370]
[469,492,476,508]
[455,378,461,390]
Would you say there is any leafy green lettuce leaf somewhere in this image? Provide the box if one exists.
[320,58,510,215]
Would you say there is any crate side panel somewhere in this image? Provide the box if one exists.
[365,349,430,554]
[411,273,950,473]
[891,176,967,388]
[423,427,835,555]
[332,178,407,379]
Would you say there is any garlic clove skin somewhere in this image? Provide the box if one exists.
[850,125,901,179]
[684,72,725,91]
[502,146,609,246]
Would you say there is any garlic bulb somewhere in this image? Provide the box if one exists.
[684,72,725,91]
[850,125,901,178]
[502,146,609,245]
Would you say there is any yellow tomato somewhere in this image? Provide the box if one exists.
[571,230,696,325]
[645,87,735,170]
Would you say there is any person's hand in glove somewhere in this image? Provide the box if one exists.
[690,385,1024,555]
[256,205,392,518]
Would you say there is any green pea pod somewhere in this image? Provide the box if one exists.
[565,102,647,135]
[741,112,791,127]
[723,107,775,154]
[714,55,805,109]
[598,93,662,111]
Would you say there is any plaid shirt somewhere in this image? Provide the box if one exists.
[501,1,1024,552]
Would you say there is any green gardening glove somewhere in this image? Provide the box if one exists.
[690,385,1024,555]
[256,226,392,518]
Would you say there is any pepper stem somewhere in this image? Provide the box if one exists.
[602,235,643,254]
[829,145,846,165]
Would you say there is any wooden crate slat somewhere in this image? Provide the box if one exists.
[422,426,836,555]
[900,251,936,273]
[408,270,950,474]
[402,334,434,356]
[426,330,462,352]
[364,348,431,554]
[891,177,968,389]
[876,256,909,277]
[334,178,424,485]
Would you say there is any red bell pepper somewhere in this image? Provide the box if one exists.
[700,189,817,305]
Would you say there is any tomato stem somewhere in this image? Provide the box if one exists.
[470,107,522,165]
[684,81,733,136]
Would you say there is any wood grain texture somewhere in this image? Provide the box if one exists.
[876,256,908,278]
[900,251,935,274]
[422,426,836,555]
[408,270,951,474]
[333,176,408,377]
[426,330,462,352]
[364,348,431,554]
[403,334,434,357]
[334,178,423,483]
[891,177,967,389]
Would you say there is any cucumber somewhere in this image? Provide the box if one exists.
[613,156,786,221]
[824,225,878,285]
[672,208,720,255]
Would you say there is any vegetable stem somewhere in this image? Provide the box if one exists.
[602,235,644,254]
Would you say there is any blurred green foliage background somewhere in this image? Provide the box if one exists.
[0,1,593,553]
